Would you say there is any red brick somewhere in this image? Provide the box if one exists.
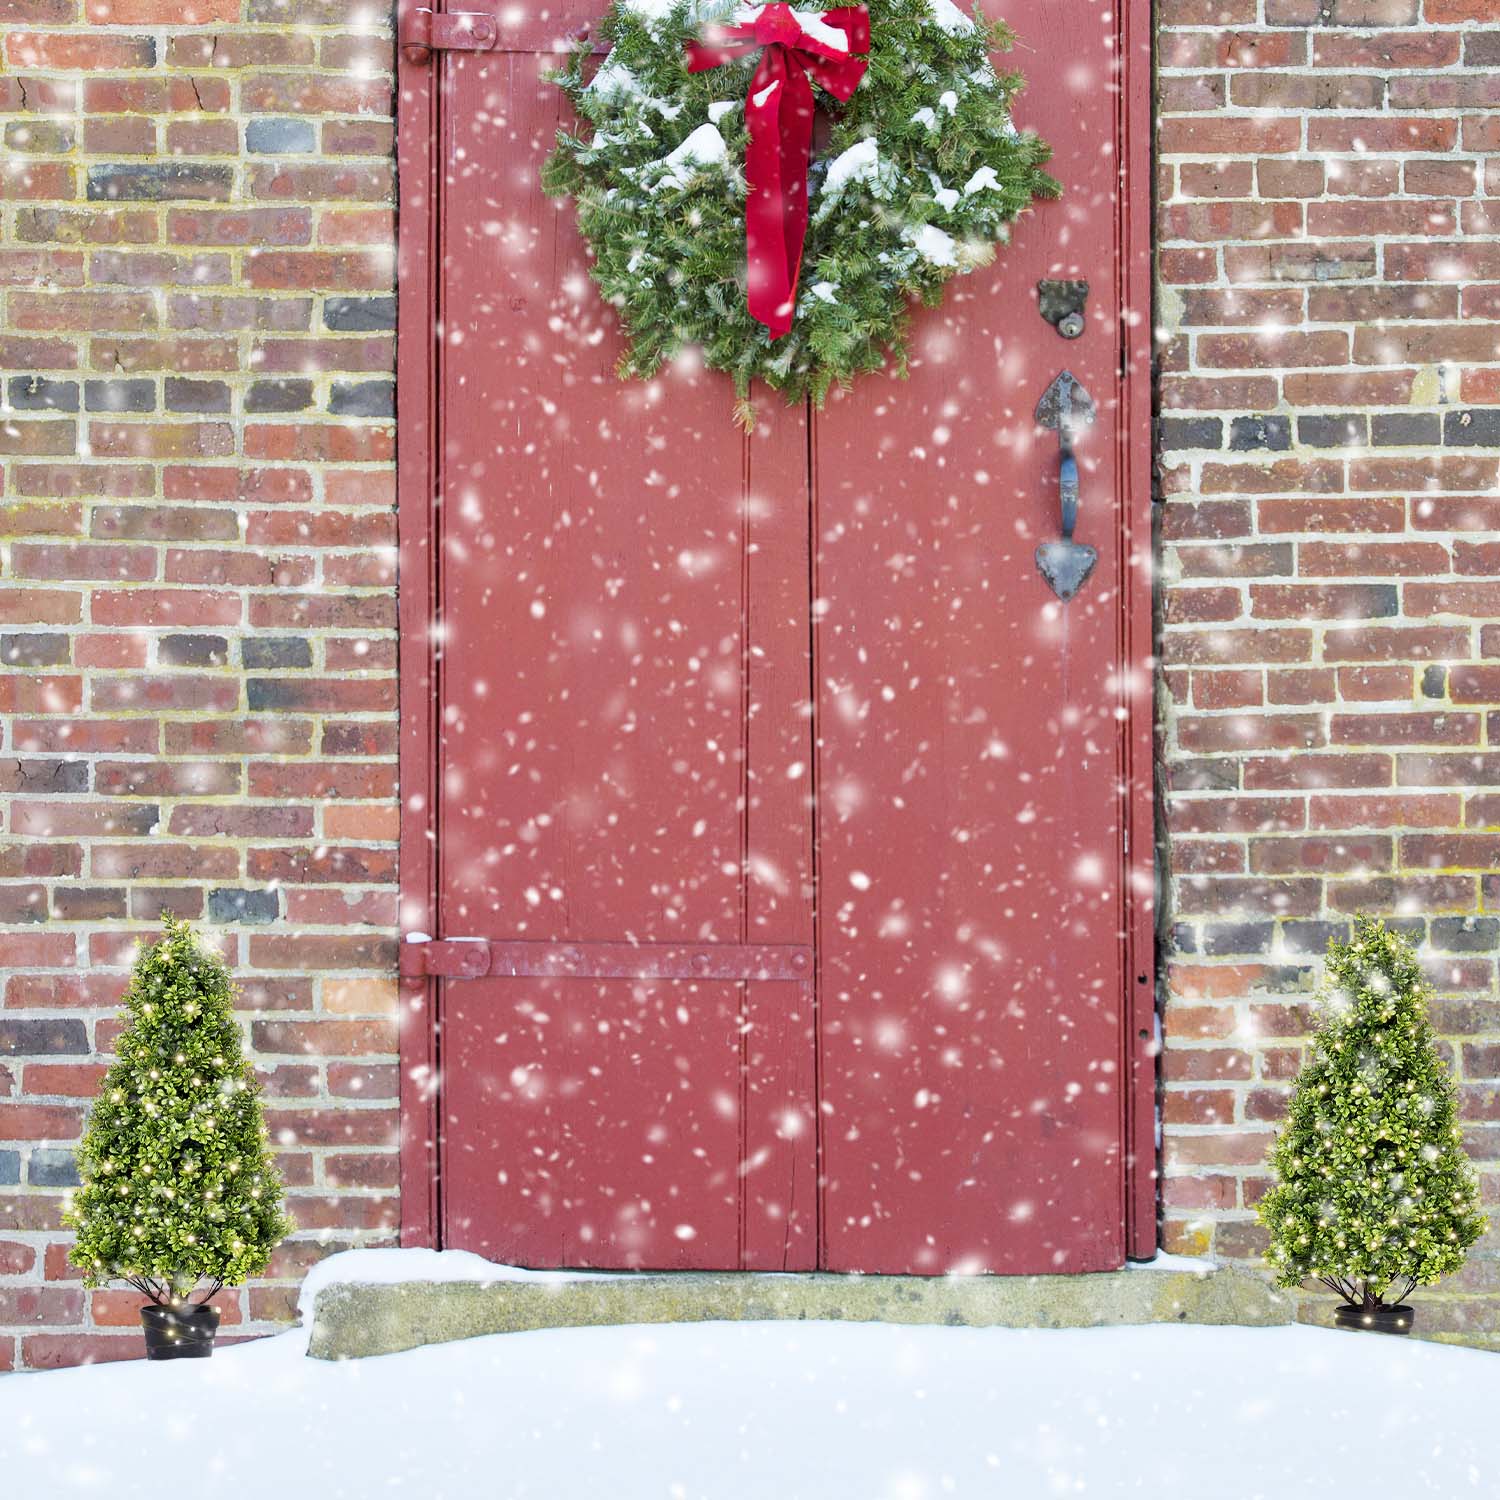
[1197,331,1348,369]
[1161,629,1313,667]
[21,1334,143,1370]
[1332,714,1478,747]
[1250,835,1392,874]
[1164,1132,1275,1169]
[1298,541,1450,577]
[1408,584,1500,619]
[1157,117,1302,155]
[1282,371,1414,406]
[1179,714,1320,753]
[0,1241,36,1276]
[86,0,237,19]
[1307,117,1455,153]
[1243,754,1391,790]
[1312,30,1460,68]
[1162,1089,1238,1126]
[0,1103,82,1138]
[1333,665,1410,699]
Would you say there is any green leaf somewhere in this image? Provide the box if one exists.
[65,915,292,1300]
[1257,917,1488,1305]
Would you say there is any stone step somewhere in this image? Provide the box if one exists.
[307,1265,1292,1361]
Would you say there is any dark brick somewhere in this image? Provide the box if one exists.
[1373,411,1441,446]
[324,295,396,332]
[246,379,313,413]
[4,758,88,794]
[246,118,317,155]
[243,637,312,670]
[1202,922,1274,957]
[0,885,47,922]
[27,1150,79,1188]
[1387,917,1427,946]
[159,634,229,667]
[5,120,75,153]
[329,380,394,418]
[1466,32,1500,67]
[1297,414,1366,448]
[84,378,155,414]
[1169,923,1199,955]
[1171,759,1240,793]
[54,886,127,920]
[0,1019,89,1056]
[2,634,69,667]
[7,376,78,413]
[1229,415,1292,452]
[208,888,280,924]
[0,1151,18,1186]
[1430,917,1500,953]
[1422,665,1447,699]
[1281,920,1351,956]
[165,377,231,414]
[87,163,235,202]
[245,679,303,711]
[1444,410,1500,448]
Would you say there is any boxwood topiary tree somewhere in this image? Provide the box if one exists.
[66,915,291,1307]
[1259,916,1487,1311]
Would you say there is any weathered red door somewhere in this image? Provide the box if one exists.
[398,0,1153,1272]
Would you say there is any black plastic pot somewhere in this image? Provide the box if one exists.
[1334,1302,1414,1336]
[141,1301,221,1360]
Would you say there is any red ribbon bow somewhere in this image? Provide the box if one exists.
[686,4,870,339]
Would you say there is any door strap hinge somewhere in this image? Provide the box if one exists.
[400,937,813,983]
[400,8,498,63]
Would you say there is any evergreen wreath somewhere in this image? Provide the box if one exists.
[543,0,1058,412]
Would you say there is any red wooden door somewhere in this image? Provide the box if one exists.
[399,0,1153,1273]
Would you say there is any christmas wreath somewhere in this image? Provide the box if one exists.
[542,0,1058,412]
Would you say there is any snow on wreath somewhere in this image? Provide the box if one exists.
[542,0,1057,416]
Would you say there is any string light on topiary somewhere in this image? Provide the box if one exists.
[65,915,291,1359]
[1257,917,1486,1334]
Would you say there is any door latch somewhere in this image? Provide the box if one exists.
[400,8,498,64]
[1037,279,1089,339]
[1033,370,1098,603]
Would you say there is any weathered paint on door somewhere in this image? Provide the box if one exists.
[397,0,1154,1273]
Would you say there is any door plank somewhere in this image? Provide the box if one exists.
[435,48,819,1268]
[811,0,1129,1273]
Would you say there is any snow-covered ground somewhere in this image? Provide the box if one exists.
[4,1273,1498,1498]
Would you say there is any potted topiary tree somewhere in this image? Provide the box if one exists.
[1258,916,1487,1334]
[66,915,291,1359]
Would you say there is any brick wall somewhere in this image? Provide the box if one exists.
[1157,0,1500,1345]
[5,0,1500,1372]
[0,0,399,1368]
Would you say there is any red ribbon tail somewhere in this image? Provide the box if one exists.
[744,52,815,340]
[685,6,870,341]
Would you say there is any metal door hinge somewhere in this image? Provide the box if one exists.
[400,8,498,63]
[399,935,814,983]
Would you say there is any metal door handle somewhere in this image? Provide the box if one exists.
[1058,426,1080,543]
[1034,370,1099,603]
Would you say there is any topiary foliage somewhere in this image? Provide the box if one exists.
[543,0,1058,413]
[1258,916,1487,1309]
[66,916,291,1306]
